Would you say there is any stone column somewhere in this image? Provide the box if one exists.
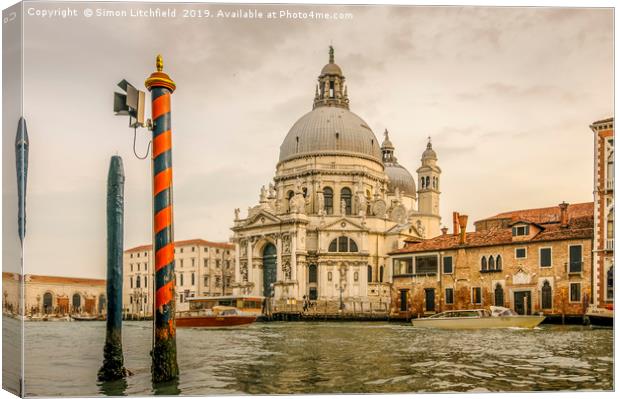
[291,232,298,298]
[234,242,240,286]
[246,239,253,293]
[276,236,283,281]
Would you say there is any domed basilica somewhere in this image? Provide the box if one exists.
[231,47,442,305]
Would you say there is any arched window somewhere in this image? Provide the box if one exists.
[607,266,614,300]
[136,275,141,288]
[541,281,552,309]
[496,255,502,271]
[98,294,106,314]
[43,292,53,314]
[324,187,334,215]
[367,265,373,283]
[144,276,147,288]
[488,256,495,271]
[328,236,359,253]
[340,187,352,215]
[130,276,133,289]
[379,266,384,283]
[425,176,430,188]
[287,190,294,200]
[494,283,504,307]
[72,294,81,311]
[420,177,425,189]
[481,256,487,271]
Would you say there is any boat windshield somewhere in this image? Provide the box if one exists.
[490,306,518,317]
[428,310,481,318]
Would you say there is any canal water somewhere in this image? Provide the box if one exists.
[11,318,613,396]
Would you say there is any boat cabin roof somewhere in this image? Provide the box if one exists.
[188,295,265,302]
[429,309,491,318]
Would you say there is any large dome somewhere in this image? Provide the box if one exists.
[279,107,382,163]
[385,163,416,196]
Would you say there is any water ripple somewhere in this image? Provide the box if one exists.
[8,319,612,396]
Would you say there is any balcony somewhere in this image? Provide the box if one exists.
[606,239,614,251]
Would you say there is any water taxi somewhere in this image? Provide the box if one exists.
[186,295,264,316]
[585,305,613,327]
[176,306,257,328]
[411,306,545,329]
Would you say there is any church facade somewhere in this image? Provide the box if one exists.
[230,47,442,306]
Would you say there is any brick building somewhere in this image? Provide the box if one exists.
[123,238,234,317]
[590,117,614,309]
[389,202,593,319]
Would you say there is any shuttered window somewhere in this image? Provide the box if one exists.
[445,288,454,304]
[569,245,582,273]
[443,256,453,274]
[540,248,552,267]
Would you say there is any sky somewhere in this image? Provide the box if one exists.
[4,1,614,278]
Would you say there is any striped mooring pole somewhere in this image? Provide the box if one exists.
[145,54,179,383]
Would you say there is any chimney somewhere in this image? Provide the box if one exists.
[452,212,460,235]
[441,227,449,236]
[458,214,468,245]
[559,202,569,227]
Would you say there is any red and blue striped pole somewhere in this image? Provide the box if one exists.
[145,54,179,383]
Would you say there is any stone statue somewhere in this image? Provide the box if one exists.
[357,191,367,217]
[375,181,382,196]
[317,190,325,215]
[416,220,426,238]
[294,178,302,194]
[268,182,275,198]
[341,199,347,215]
[260,185,267,202]
[234,208,240,221]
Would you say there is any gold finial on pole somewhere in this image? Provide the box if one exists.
[145,54,176,92]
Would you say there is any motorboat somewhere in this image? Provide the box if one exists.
[411,306,545,329]
[70,314,100,321]
[585,305,613,327]
[176,306,257,328]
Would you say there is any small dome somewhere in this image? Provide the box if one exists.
[279,107,382,163]
[385,163,417,196]
[422,141,437,160]
[321,63,343,76]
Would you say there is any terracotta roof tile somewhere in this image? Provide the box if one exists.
[393,204,593,255]
[26,275,106,286]
[476,202,593,225]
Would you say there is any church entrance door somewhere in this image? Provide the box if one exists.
[262,243,277,297]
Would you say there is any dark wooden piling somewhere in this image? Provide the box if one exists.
[98,156,129,381]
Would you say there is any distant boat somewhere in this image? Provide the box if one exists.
[70,314,100,321]
[176,306,257,328]
[411,306,545,329]
[586,305,613,328]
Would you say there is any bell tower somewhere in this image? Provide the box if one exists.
[313,46,349,110]
[417,138,441,216]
